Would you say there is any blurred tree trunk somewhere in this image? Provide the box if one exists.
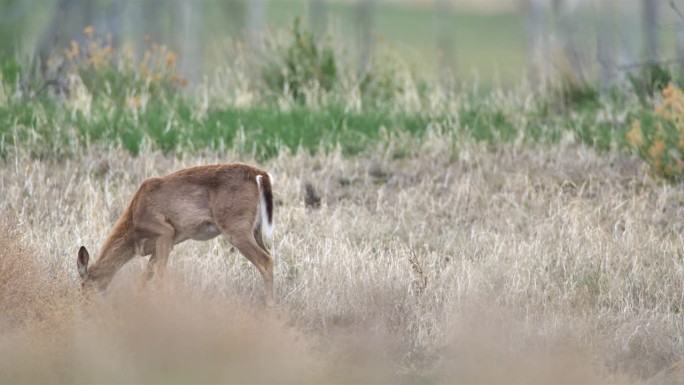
[109,0,123,47]
[356,0,375,79]
[82,0,94,28]
[553,0,584,84]
[126,0,144,58]
[34,0,79,74]
[679,26,684,77]
[177,0,203,82]
[309,0,327,35]
[223,1,246,36]
[142,0,165,42]
[617,2,638,74]
[0,0,30,55]
[676,2,684,77]
[525,0,548,90]
[642,0,659,61]
[597,3,617,91]
[436,0,456,81]
[248,0,266,47]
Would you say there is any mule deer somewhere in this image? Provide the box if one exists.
[76,163,275,305]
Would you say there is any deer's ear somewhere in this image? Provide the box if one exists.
[77,246,90,280]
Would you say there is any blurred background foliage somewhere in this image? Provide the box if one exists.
[1,0,682,89]
[3,0,684,178]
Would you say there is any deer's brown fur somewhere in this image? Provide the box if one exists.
[77,163,275,304]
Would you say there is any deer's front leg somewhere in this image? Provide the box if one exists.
[152,230,174,283]
[143,253,157,283]
[137,216,175,285]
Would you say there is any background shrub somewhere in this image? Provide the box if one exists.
[628,83,684,180]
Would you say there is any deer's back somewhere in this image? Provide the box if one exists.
[127,164,264,232]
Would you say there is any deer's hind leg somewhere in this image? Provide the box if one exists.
[219,215,274,306]
[233,234,274,306]
[253,226,269,254]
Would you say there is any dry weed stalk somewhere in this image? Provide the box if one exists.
[407,243,428,297]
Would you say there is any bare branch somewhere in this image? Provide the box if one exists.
[616,58,682,71]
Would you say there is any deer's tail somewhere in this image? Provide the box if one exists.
[255,173,274,240]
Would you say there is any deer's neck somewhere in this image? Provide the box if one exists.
[88,225,136,288]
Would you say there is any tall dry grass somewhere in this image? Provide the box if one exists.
[2,134,684,383]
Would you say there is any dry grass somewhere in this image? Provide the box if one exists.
[2,134,684,383]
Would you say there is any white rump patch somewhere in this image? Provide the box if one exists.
[256,174,274,239]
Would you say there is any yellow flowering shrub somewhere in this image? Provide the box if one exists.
[59,26,186,103]
[627,83,684,179]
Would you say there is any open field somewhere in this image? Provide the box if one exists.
[2,136,684,383]
[3,4,684,382]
